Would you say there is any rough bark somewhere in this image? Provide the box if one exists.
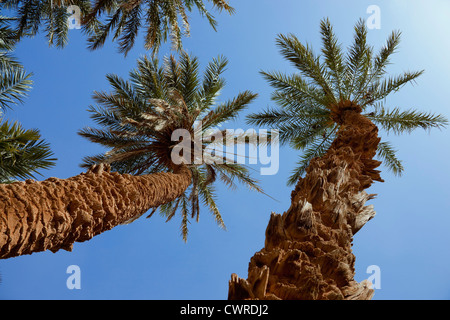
[228,101,382,300]
[0,164,191,259]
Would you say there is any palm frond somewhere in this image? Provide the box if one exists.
[117,3,142,56]
[0,68,33,110]
[180,194,190,242]
[320,18,345,99]
[213,163,263,193]
[376,141,404,176]
[365,104,448,134]
[343,18,371,100]
[275,33,336,104]
[260,70,330,109]
[85,0,233,55]
[0,120,56,182]
[354,29,401,101]
[364,70,424,106]
[199,55,227,109]
[199,177,226,230]
[202,90,258,129]
[178,52,200,107]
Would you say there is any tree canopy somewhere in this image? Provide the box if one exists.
[79,52,262,240]
[2,0,234,55]
[247,18,448,185]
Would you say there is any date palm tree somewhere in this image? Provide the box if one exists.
[0,15,56,184]
[0,52,261,259]
[247,18,446,186]
[228,18,447,300]
[0,120,56,183]
[79,52,261,240]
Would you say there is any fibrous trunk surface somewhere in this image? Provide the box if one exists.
[0,164,191,259]
[229,101,382,300]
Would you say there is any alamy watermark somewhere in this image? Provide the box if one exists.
[67,5,81,30]
[66,265,81,290]
[367,265,381,289]
[367,5,381,29]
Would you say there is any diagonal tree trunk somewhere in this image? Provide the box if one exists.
[228,101,383,300]
[0,164,191,259]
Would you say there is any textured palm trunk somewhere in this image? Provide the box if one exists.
[0,164,191,259]
[228,101,383,300]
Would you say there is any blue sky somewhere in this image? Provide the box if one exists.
[1,0,450,300]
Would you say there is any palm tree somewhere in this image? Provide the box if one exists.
[79,52,261,240]
[228,18,448,300]
[248,18,446,186]
[0,15,56,184]
[0,52,261,259]
[2,0,234,55]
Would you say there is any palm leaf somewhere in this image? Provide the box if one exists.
[376,141,403,176]
[202,90,258,129]
[275,33,336,104]
[365,104,448,134]
[320,17,345,99]
[0,69,33,110]
[0,120,56,182]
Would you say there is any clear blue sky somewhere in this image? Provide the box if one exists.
[1,0,450,300]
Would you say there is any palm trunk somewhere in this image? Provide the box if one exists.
[228,101,383,300]
[0,164,191,259]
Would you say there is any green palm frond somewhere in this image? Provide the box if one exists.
[214,163,263,193]
[0,68,33,110]
[362,70,424,107]
[365,104,448,134]
[343,18,372,100]
[260,70,330,109]
[0,13,33,110]
[199,55,227,109]
[320,18,345,100]
[202,90,257,130]
[0,120,56,183]
[80,52,261,241]
[353,29,401,102]
[4,0,232,53]
[275,33,336,105]
[376,141,403,176]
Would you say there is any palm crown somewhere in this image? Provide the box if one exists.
[247,18,448,185]
[79,52,262,240]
